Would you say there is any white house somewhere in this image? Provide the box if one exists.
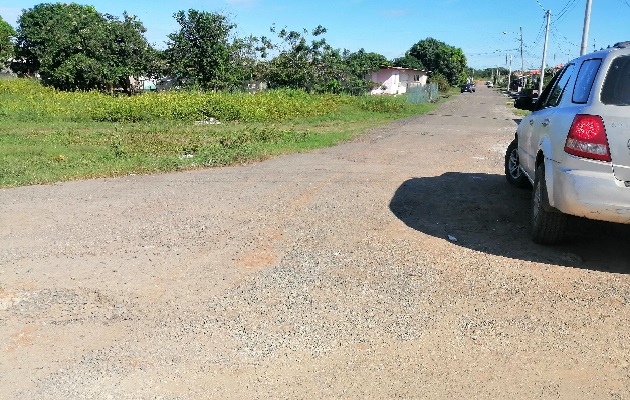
[369,66,428,95]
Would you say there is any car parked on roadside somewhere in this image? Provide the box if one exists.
[486,81,494,88]
[505,42,630,244]
[461,83,475,93]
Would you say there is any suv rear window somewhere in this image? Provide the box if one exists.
[601,55,630,105]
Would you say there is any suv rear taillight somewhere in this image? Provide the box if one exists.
[564,114,611,162]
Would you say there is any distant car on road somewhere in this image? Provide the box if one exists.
[461,83,475,93]
[506,41,630,244]
[485,81,494,88]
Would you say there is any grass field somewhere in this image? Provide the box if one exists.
[0,79,448,188]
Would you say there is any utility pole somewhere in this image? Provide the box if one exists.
[539,10,552,95]
[520,26,524,86]
[503,28,525,89]
[580,0,593,56]
[507,55,513,93]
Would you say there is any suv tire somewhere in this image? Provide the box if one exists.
[531,163,567,244]
[505,138,530,188]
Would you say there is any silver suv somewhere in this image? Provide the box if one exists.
[506,42,630,244]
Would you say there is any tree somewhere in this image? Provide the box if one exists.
[257,25,329,91]
[471,67,496,81]
[337,49,389,94]
[408,38,467,86]
[391,52,424,70]
[15,3,106,86]
[258,26,385,94]
[14,3,154,92]
[428,71,450,93]
[345,49,389,78]
[0,15,15,67]
[105,12,156,93]
[230,35,261,84]
[165,10,242,91]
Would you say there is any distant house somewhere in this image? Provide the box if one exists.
[517,64,566,92]
[368,66,429,95]
[127,76,156,92]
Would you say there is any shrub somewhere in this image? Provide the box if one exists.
[428,72,450,93]
[0,79,349,123]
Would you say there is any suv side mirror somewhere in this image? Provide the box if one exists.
[514,96,537,111]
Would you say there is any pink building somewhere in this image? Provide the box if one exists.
[369,66,429,95]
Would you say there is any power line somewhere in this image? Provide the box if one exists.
[548,24,581,63]
[467,48,519,57]
[555,0,572,20]
[551,25,579,48]
[530,16,548,49]
[553,0,579,25]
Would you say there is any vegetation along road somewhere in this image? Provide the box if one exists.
[2,85,630,399]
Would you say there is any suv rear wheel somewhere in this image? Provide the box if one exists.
[531,163,567,244]
[505,138,530,188]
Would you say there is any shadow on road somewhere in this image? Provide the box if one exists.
[389,172,630,273]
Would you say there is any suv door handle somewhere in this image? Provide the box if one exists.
[542,118,551,127]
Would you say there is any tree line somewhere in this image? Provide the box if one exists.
[0,4,468,94]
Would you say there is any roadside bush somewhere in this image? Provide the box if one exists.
[93,89,347,123]
[428,72,450,93]
[0,79,349,123]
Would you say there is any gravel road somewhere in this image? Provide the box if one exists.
[2,86,630,399]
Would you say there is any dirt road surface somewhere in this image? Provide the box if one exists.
[2,86,630,399]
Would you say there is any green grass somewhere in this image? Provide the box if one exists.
[0,79,447,187]
[507,101,531,117]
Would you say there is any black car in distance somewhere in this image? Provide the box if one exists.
[461,83,475,93]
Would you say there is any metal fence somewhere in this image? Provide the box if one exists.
[406,83,439,104]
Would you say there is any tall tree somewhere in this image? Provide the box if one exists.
[165,10,239,90]
[391,52,424,70]
[15,3,105,86]
[338,49,389,94]
[258,26,384,94]
[105,12,156,93]
[408,38,467,86]
[230,35,261,84]
[14,3,154,92]
[0,15,15,67]
[258,25,329,91]
[345,49,389,77]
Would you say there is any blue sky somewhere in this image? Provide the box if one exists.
[1,0,629,70]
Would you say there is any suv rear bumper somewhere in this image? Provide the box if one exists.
[552,166,630,223]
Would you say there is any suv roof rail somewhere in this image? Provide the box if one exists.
[613,41,630,49]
